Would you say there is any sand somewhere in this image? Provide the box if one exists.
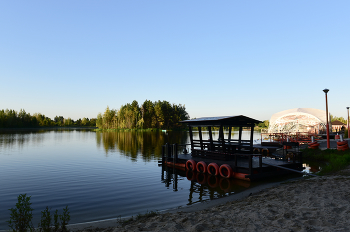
[68,164,350,232]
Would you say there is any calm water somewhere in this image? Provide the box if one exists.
[0,129,271,229]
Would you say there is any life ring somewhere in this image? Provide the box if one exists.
[196,161,207,173]
[219,164,233,178]
[308,142,320,149]
[208,175,220,188]
[186,159,197,171]
[207,163,220,176]
[196,172,207,185]
[337,141,348,146]
[219,178,231,192]
[337,144,349,150]
[309,143,320,147]
[186,170,196,181]
[337,145,349,151]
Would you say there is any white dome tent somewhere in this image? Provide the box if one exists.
[268,108,328,134]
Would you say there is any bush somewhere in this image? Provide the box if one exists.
[7,194,34,232]
[7,194,70,232]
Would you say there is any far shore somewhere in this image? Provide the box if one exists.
[0,126,98,131]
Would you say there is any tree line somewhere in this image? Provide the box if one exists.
[96,100,190,130]
[0,109,96,128]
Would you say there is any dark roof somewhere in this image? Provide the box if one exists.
[180,115,262,127]
[332,120,345,125]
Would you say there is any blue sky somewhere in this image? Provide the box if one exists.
[1,1,349,121]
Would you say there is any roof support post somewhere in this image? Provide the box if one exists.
[250,125,254,153]
[238,126,243,147]
[208,126,213,151]
[220,125,225,153]
[228,126,232,142]
[189,126,194,151]
[198,126,203,150]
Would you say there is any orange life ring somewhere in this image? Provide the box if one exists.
[337,145,349,151]
[186,159,197,171]
[310,143,320,147]
[253,148,260,154]
[207,163,220,176]
[337,141,348,146]
[207,175,220,188]
[337,144,349,150]
[186,170,196,181]
[219,164,233,178]
[196,172,207,185]
[196,161,207,173]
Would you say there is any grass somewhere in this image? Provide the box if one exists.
[302,147,350,175]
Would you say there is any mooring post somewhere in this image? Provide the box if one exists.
[165,143,169,162]
[173,168,178,191]
[173,143,178,164]
[162,145,165,164]
[249,155,253,175]
[259,154,262,173]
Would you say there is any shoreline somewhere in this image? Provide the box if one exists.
[69,167,350,232]
[66,177,298,231]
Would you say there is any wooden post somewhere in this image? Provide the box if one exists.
[228,126,232,142]
[189,126,194,151]
[238,126,243,152]
[259,155,262,173]
[208,126,214,151]
[249,155,253,175]
[198,127,203,150]
[173,170,178,191]
[165,143,169,162]
[234,154,237,172]
[250,125,254,153]
[220,125,225,153]
[173,143,178,164]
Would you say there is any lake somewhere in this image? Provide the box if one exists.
[0,129,288,229]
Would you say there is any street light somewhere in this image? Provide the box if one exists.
[323,89,330,149]
[347,107,349,139]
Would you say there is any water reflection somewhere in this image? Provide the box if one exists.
[95,131,188,160]
[161,166,251,205]
[0,129,95,153]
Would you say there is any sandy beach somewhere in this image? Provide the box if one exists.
[67,139,350,232]
[68,163,350,232]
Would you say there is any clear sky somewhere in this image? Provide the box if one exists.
[1,1,349,121]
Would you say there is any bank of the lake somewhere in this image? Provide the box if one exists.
[70,166,350,232]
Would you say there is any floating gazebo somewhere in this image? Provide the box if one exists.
[161,115,304,181]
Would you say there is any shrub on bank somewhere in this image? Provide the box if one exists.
[7,194,70,232]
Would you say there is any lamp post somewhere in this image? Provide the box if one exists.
[323,89,330,149]
[347,107,349,139]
